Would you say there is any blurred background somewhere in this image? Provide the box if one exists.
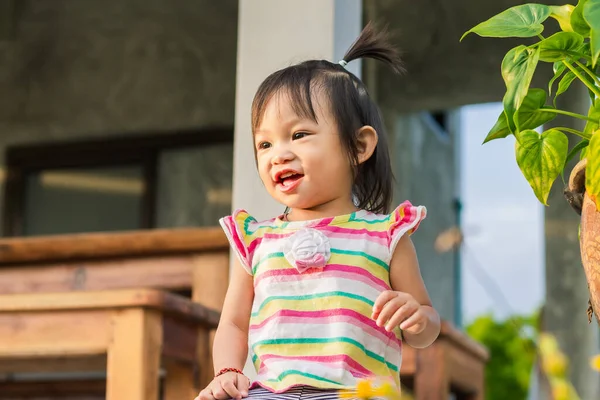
[0,0,597,399]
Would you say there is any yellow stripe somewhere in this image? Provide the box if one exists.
[251,297,373,323]
[253,342,389,373]
[328,253,389,280]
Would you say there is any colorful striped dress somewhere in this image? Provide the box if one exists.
[219,201,426,394]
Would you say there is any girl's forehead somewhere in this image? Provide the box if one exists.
[259,88,332,126]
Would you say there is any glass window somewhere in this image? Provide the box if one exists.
[23,166,144,235]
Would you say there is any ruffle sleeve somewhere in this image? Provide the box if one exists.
[388,201,427,254]
[219,209,256,275]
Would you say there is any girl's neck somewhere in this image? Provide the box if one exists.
[284,198,358,222]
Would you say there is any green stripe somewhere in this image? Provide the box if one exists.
[331,248,389,271]
[265,370,343,386]
[348,214,391,224]
[252,252,284,274]
[251,291,374,317]
[253,337,398,372]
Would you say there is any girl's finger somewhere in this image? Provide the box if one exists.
[372,290,397,316]
[375,296,405,327]
[221,379,242,399]
[399,308,424,331]
[237,374,251,397]
[384,304,416,331]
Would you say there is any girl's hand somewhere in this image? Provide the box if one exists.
[372,290,428,334]
[195,372,250,400]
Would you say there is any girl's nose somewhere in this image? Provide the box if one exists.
[272,150,295,165]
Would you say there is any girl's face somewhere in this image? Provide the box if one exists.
[254,91,355,214]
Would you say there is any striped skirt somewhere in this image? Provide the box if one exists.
[241,386,338,399]
[239,386,385,399]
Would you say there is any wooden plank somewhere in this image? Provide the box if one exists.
[0,355,106,374]
[106,308,162,400]
[0,227,228,265]
[162,315,198,362]
[163,360,196,400]
[191,254,229,311]
[0,379,106,397]
[0,253,227,295]
[0,311,111,359]
[446,341,485,394]
[399,345,417,376]
[414,343,449,400]
[440,321,488,362]
[0,289,220,327]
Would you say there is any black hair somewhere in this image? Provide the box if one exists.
[251,22,404,214]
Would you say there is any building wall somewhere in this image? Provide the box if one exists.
[0,0,239,230]
[384,109,460,323]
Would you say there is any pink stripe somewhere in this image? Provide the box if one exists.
[258,353,372,377]
[253,264,389,291]
[249,309,401,349]
[224,217,248,264]
[248,232,295,254]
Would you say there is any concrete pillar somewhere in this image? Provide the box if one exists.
[544,83,600,399]
[233,0,362,377]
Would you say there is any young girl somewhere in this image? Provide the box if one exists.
[195,23,441,400]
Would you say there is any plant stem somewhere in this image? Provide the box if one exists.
[537,34,545,40]
[543,108,597,122]
[575,60,600,87]
[563,60,600,98]
[553,126,592,140]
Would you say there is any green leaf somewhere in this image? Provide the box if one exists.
[554,69,577,105]
[584,99,600,135]
[550,5,576,32]
[461,4,552,40]
[582,144,590,159]
[484,89,557,143]
[516,89,557,131]
[584,0,600,66]
[585,132,600,207]
[549,61,567,95]
[502,46,541,132]
[484,112,511,143]
[515,129,569,205]
[572,0,591,36]
[538,32,584,62]
[565,139,589,171]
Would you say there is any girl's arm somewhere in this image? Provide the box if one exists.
[212,258,254,373]
[387,235,440,348]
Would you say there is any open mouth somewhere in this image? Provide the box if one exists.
[276,171,304,191]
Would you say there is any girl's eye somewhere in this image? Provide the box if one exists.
[292,132,308,140]
[257,141,271,150]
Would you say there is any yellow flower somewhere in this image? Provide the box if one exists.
[542,352,568,377]
[375,382,402,399]
[356,380,373,398]
[590,354,600,371]
[552,380,570,400]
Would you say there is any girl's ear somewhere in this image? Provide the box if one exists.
[356,125,378,165]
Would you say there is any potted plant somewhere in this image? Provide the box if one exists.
[461,0,600,325]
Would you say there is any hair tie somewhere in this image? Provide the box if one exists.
[338,60,348,68]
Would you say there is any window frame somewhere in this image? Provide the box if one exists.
[3,127,233,236]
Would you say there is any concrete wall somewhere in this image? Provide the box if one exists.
[0,0,238,229]
[385,110,460,323]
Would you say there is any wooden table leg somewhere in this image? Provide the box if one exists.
[164,360,196,400]
[106,308,162,400]
[414,343,449,400]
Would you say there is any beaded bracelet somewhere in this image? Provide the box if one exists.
[215,367,244,378]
